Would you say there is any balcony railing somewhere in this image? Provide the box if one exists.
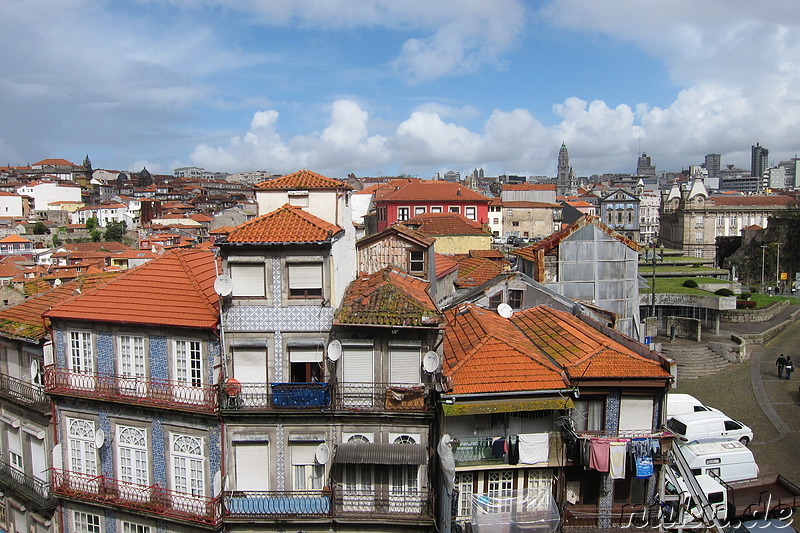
[0,456,54,510]
[220,382,432,414]
[451,433,563,467]
[223,490,331,518]
[333,487,433,520]
[0,373,49,411]
[44,366,217,414]
[52,469,221,527]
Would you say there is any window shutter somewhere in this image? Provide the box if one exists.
[231,264,265,297]
[234,442,269,491]
[288,263,322,289]
[290,347,323,363]
[234,349,267,383]
[618,398,653,433]
[342,343,373,384]
[390,345,421,384]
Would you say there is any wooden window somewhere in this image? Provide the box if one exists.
[508,289,523,310]
[408,251,425,274]
[287,263,323,298]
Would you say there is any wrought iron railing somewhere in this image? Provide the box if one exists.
[44,366,217,413]
[51,469,222,526]
[0,455,54,510]
[223,490,332,518]
[220,382,432,414]
[0,373,49,411]
[333,487,433,520]
[451,433,561,467]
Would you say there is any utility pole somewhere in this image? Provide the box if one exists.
[777,242,783,294]
[762,245,767,292]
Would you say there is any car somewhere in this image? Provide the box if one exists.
[507,236,520,246]
[492,236,505,244]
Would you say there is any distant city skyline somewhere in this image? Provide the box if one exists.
[2,1,800,179]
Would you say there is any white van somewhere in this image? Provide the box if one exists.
[667,411,753,445]
[666,393,720,418]
[681,440,759,482]
[662,472,728,527]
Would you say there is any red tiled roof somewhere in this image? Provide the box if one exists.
[335,267,440,327]
[443,304,567,394]
[469,249,504,259]
[255,169,352,190]
[356,223,434,250]
[61,242,132,253]
[401,213,490,237]
[225,204,343,244]
[434,253,459,279]
[374,178,491,203]
[0,234,31,244]
[455,256,505,287]
[442,304,669,395]
[33,158,75,167]
[0,274,121,341]
[0,263,24,278]
[44,249,219,329]
[502,184,556,191]
[511,306,670,380]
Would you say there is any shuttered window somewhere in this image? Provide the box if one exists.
[288,263,322,298]
[234,442,269,491]
[389,344,421,384]
[618,398,654,433]
[342,342,373,384]
[231,264,265,297]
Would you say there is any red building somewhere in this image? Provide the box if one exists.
[371,178,492,232]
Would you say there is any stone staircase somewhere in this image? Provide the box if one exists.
[659,343,734,380]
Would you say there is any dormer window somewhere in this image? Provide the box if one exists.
[408,251,425,275]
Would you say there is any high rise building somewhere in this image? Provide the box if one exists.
[751,143,769,178]
[704,153,721,179]
[556,142,577,196]
[636,152,656,177]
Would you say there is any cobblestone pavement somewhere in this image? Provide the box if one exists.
[671,309,800,487]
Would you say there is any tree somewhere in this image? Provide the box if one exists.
[32,221,50,235]
[52,234,61,246]
[85,217,99,230]
[104,220,127,242]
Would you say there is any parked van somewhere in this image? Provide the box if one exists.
[662,471,728,528]
[667,411,753,445]
[681,440,759,482]
[666,393,720,418]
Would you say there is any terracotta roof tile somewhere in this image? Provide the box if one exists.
[0,234,31,243]
[0,274,121,341]
[455,256,505,287]
[469,249,504,259]
[401,213,490,236]
[225,204,343,244]
[442,304,669,396]
[33,158,75,166]
[335,267,440,327]
[44,249,219,329]
[374,178,491,203]
[255,169,352,190]
[434,253,459,279]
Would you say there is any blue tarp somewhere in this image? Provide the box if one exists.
[271,383,330,408]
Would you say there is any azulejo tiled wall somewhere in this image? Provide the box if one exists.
[224,305,334,331]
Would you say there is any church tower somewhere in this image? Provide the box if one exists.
[557,142,576,196]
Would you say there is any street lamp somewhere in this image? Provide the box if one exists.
[776,242,783,294]
[761,245,767,292]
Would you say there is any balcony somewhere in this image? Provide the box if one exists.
[452,433,564,468]
[0,456,55,511]
[51,469,221,527]
[44,366,217,414]
[0,373,49,412]
[220,382,432,415]
[222,487,432,523]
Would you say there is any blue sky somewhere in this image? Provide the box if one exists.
[2,0,799,179]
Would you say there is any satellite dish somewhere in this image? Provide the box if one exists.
[422,351,440,373]
[497,303,513,318]
[94,429,105,448]
[214,275,233,297]
[30,359,40,380]
[53,279,62,286]
[315,443,331,465]
[327,340,342,362]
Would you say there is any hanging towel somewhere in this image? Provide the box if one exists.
[634,454,654,478]
[518,433,550,464]
[609,441,627,479]
[589,438,611,472]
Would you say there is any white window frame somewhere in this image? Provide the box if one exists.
[449,206,461,214]
[291,443,324,490]
[414,206,426,216]
[119,335,146,378]
[174,340,202,387]
[67,417,98,476]
[287,262,323,299]
[120,521,150,533]
[397,207,410,221]
[170,433,205,497]
[455,472,474,520]
[488,471,514,513]
[117,425,149,488]
[230,263,266,297]
[73,510,102,533]
[465,206,477,220]
[69,331,94,373]
[430,206,443,213]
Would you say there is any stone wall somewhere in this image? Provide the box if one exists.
[720,300,789,323]
[666,316,702,341]
[709,336,748,363]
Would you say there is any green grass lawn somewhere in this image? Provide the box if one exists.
[749,293,797,308]
[639,276,730,295]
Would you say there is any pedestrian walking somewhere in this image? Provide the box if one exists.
[777,354,787,378]
[786,356,794,380]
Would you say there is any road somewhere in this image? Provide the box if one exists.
[675,319,800,486]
